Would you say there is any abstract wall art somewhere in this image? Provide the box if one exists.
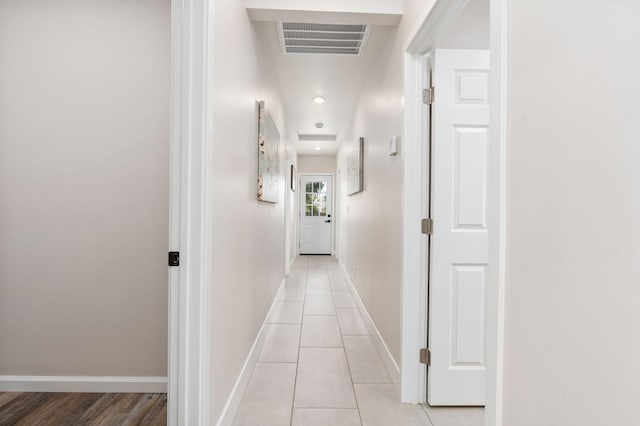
[257,101,281,203]
[347,137,364,196]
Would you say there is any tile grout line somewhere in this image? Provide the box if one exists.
[291,258,442,426]
[289,257,308,426]
[330,262,365,426]
[291,257,374,425]
[421,404,438,426]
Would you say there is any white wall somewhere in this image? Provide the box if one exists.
[208,0,290,421]
[297,155,337,175]
[245,0,402,14]
[503,1,640,425]
[436,0,489,49]
[0,0,170,377]
[336,0,437,366]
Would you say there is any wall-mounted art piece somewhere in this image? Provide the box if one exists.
[290,164,296,192]
[257,101,281,203]
[347,137,364,196]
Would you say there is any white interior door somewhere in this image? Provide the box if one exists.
[299,175,333,254]
[428,49,490,406]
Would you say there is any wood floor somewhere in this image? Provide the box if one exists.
[0,392,166,425]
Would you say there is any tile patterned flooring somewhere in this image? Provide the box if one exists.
[233,255,484,426]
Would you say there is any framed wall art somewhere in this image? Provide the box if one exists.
[347,137,364,196]
[257,101,281,203]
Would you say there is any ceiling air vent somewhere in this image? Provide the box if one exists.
[298,134,337,141]
[279,22,370,56]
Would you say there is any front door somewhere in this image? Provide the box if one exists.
[427,49,490,406]
[299,175,333,254]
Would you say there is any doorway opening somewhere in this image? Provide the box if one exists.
[401,0,507,425]
[298,174,334,255]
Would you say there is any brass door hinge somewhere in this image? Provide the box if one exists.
[422,87,434,105]
[421,218,433,235]
[420,348,431,365]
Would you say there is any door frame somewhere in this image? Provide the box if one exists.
[400,0,507,425]
[168,0,213,424]
[297,173,336,256]
[284,151,294,274]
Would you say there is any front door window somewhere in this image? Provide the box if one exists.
[304,181,328,217]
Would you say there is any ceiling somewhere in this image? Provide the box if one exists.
[254,22,391,155]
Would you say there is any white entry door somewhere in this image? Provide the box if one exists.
[428,49,490,406]
[299,175,333,254]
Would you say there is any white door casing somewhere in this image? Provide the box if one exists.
[284,156,292,274]
[299,175,333,254]
[428,49,490,406]
[168,0,213,423]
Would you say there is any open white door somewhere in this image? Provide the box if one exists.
[428,49,490,406]
[299,175,333,254]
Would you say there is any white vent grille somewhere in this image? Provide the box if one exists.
[279,22,370,56]
[298,134,337,141]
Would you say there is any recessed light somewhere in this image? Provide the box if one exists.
[312,96,326,104]
[315,122,324,129]
[314,147,321,151]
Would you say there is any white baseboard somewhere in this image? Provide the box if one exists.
[0,375,167,393]
[338,259,402,387]
[216,278,287,426]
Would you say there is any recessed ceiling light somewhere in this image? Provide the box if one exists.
[312,96,326,104]
[315,122,324,129]
[314,147,321,151]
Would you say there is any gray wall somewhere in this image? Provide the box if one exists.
[0,0,171,376]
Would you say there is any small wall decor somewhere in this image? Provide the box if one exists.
[347,137,364,195]
[290,164,296,192]
[257,101,281,203]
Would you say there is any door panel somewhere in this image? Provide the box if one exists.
[428,49,490,406]
[451,265,485,365]
[299,175,333,254]
[453,127,488,229]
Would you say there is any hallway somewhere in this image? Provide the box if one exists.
[232,255,482,426]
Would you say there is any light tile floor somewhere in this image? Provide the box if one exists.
[233,255,484,426]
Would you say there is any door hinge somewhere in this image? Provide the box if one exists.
[168,251,180,267]
[422,87,434,105]
[421,218,433,235]
[420,348,431,365]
